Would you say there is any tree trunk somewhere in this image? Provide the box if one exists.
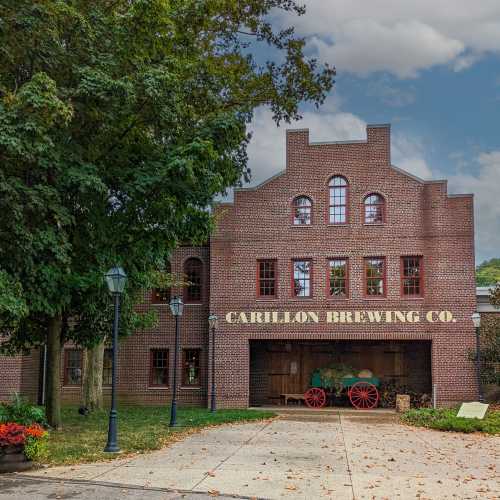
[82,340,105,411]
[46,314,62,430]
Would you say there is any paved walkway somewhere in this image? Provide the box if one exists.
[12,413,500,499]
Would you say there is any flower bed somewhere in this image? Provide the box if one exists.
[0,422,48,473]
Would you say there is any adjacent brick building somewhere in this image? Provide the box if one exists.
[0,124,480,408]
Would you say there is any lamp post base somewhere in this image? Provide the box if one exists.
[169,401,178,427]
[103,444,121,453]
[104,409,120,453]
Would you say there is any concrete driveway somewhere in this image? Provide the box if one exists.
[12,411,500,499]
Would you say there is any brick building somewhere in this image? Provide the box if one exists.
[0,124,480,408]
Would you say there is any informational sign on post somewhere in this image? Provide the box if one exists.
[457,402,489,419]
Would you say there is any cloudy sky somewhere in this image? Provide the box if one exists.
[243,0,500,264]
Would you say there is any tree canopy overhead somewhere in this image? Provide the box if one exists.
[0,0,334,425]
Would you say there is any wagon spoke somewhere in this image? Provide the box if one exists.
[349,382,379,410]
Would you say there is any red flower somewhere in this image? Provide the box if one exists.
[26,424,46,439]
[0,423,26,447]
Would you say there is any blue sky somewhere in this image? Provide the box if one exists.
[244,1,500,264]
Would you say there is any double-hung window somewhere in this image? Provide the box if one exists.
[328,259,348,297]
[365,257,386,297]
[292,260,312,297]
[257,260,277,298]
[401,256,423,297]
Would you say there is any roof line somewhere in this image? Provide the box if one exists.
[310,139,367,146]
[234,169,285,192]
[390,164,425,184]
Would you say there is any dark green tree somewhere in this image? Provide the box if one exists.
[476,258,500,286]
[479,284,500,398]
[0,1,334,427]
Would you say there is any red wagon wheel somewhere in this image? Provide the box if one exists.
[348,382,379,410]
[304,388,327,409]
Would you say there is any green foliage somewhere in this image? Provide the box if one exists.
[46,406,275,465]
[24,433,49,462]
[0,271,28,335]
[316,364,355,394]
[0,394,47,426]
[401,408,500,434]
[472,297,500,388]
[0,0,334,356]
[476,258,500,286]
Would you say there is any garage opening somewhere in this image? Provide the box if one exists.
[249,340,431,407]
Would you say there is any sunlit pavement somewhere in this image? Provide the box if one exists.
[6,413,500,500]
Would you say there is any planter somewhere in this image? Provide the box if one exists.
[0,445,33,473]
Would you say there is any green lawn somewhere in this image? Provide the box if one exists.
[401,407,500,435]
[46,406,275,465]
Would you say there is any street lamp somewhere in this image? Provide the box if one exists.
[104,266,127,453]
[208,314,218,412]
[471,312,484,403]
[169,296,184,426]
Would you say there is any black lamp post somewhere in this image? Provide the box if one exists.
[208,314,218,412]
[104,266,127,453]
[471,312,484,403]
[169,296,184,427]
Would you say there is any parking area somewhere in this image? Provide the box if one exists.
[10,412,500,499]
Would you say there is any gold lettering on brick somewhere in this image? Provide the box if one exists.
[224,310,455,325]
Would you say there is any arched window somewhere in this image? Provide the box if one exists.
[364,193,385,224]
[152,262,171,304]
[184,258,203,303]
[328,176,348,224]
[292,196,312,225]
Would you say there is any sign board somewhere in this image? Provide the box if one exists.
[456,402,489,419]
[224,310,457,325]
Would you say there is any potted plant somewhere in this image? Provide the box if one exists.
[0,422,48,473]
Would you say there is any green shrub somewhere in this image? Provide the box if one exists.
[401,407,500,435]
[0,393,46,426]
[24,433,49,462]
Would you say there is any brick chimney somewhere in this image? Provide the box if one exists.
[366,124,391,165]
[286,129,309,170]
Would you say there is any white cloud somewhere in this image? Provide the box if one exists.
[273,0,500,78]
[453,52,481,72]
[309,21,463,78]
[448,152,500,262]
[366,78,416,107]
[245,109,497,261]
[246,107,366,185]
[392,134,433,179]
[247,108,433,183]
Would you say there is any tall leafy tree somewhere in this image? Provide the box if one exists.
[0,0,334,428]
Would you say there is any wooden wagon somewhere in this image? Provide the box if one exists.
[304,370,380,410]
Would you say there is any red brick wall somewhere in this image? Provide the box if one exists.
[0,349,40,404]
[58,245,210,406]
[0,355,22,402]
[210,124,477,408]
[0,124,478,409]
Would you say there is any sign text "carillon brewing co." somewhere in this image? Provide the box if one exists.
[225,310,458,324]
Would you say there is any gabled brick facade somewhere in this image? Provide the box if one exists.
[0,124,478,408]
[210,124,477,407]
